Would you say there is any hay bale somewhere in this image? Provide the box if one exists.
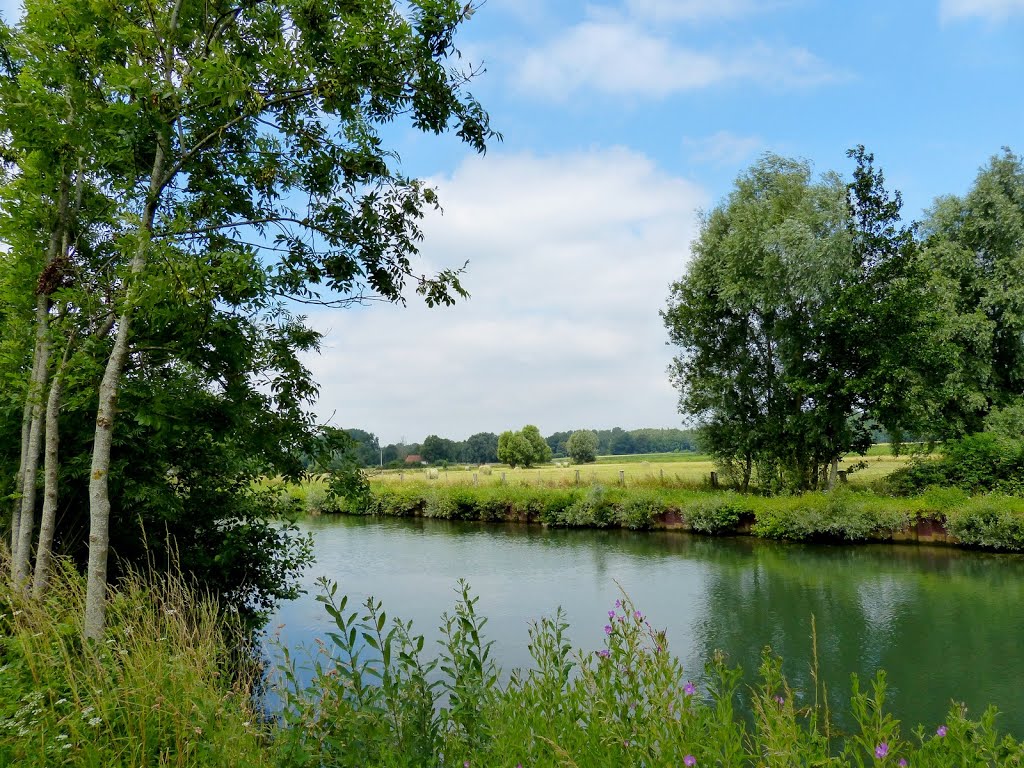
[426,468,439,480]
[479,464,493,475]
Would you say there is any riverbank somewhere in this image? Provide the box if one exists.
[288,480,1024,551]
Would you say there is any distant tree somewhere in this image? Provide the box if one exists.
[462,432,499,463]
[566,430,599,463]
[546,430,572,457]
[422,434,457,464]
[345,429,381,467]
[497,430,532,467]
[521,425,553,464]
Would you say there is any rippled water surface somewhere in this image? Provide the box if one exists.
[270,515,1024,736]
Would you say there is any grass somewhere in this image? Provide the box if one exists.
[369,450,915,491]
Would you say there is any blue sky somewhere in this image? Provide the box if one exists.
[3,0,1022,444]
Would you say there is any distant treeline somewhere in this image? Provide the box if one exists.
[327,427,700,468]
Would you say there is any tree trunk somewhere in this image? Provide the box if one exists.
[827,455,839,491]
[11,382,33,579]
[83,143,166,641]
[32,346,69,599]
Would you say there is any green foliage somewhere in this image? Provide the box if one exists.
[887,433,1024,496]
[751,489,912,542]
[683,493,748,534]
[944,496,1024,550]
[497,425,551,468]
[0,552,266,767]
[664,150,940,492]
[566,429,599,463]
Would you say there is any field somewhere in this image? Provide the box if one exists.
[368,448,918,490]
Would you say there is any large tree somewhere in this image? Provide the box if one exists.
[663,151,936,492]
[1,0,496,638]
[920,148,1024,435]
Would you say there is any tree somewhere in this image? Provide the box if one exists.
[521,424,553,465]
[422,434,457,464]
[566,430,599,463]
[1,0,496,639]
[663,151,935,492]
[497,426,550,468]
[461,432,498,463]
[920,148,1024,435]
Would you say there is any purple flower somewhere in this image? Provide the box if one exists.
[608,610,616,619]
[634,610,643,621]
[604,624,612,635]
[598,649,610,658]
[684,681,696,696]
[615,599,622,608]
[684,755,696,767]
[774,695,785,705]
[623,739,630,747]
[936,725,947,737]
[463,762,470,768]
[898,760,907,767]
[875,742,888,759]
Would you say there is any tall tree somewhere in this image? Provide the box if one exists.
[920,148,1024,435]
[663,152,935,491]
[1,0,496,639]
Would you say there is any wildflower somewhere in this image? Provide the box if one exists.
[608,610,616,619]
[875,742,888,759]
[936,725,947,737]
[898,760,907,767]
[464,762,470,767]
[615,599,622,608]
[598,649,610,658]
[774,695,784,705]
[634,610,643,621]
[684,755,697,766]
[604,625,612,634]
[88,717,101,727]
[684,682,696,696]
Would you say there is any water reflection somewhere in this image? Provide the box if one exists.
[269,516,1024,736]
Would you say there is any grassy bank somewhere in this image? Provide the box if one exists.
[289,479,1024,551]
[3,551,1022,766]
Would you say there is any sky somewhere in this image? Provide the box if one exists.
[2,0,1023,444]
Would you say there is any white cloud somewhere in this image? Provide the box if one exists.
[514,20,844,100]
[683,130,764,165]
[940,0,1024,20]
[625,0,773,22]
[303,148,706,443]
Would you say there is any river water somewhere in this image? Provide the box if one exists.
[270,515,1024,736]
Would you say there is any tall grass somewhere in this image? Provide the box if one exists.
[0,549,267,767]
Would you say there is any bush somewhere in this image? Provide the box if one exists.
[887,433,1024,495]
[752,490,910,541]
[944,495,1024,550]
[683,493,748,533]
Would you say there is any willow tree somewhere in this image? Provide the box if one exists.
[1,0,496,639]
[664,151,936,492]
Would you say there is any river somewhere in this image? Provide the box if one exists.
[270,515,1024,736]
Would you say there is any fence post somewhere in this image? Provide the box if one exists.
[400,472,404,481]
[660,468,664,481]
[501,472,506,485]
[575,469,580,485]
[710,471,719,489]
[473,473,478,486]
[619,470,625,486]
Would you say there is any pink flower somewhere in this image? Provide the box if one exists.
[936,725,947,737]
[684,681,696,696]
[684,755,696,766]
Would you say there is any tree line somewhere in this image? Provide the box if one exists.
[664,147,1024,493]
[328,426,700,468]
[0,0,495,639]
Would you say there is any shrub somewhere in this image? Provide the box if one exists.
[752,490,910,541]
[887,433,1024,495]
[945,495,1024,550]
[683,493,748,533]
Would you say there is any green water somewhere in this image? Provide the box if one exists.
[272,515,1024,736]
